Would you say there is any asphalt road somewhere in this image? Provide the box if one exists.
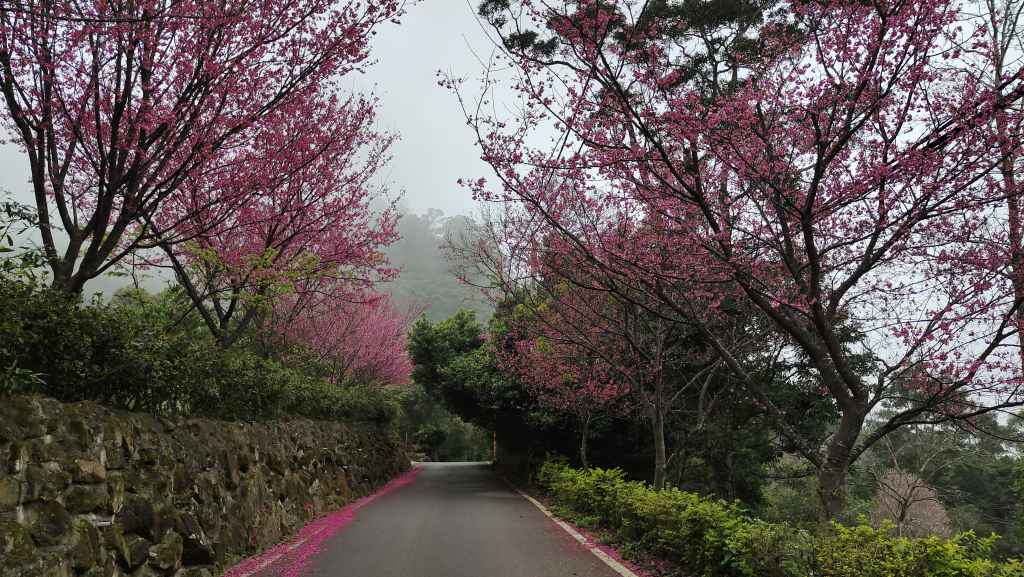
[302,462,622,577]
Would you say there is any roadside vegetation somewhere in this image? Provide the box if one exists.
[538,461,1024,577]
[410,308,1024,563]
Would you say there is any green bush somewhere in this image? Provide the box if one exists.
[0,280,396,423]
[536,461,1024,577]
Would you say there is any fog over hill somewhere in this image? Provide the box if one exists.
[384,208,492,322]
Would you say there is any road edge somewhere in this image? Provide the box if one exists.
[505,483,643,577]
[223,463,423,577]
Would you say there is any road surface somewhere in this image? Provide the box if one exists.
[301,462,624,577]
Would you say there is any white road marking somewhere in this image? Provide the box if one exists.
[509,486,641,577]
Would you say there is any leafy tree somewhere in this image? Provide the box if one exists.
[848,410,1024,556]
[269,294,418,387]
[0,195,45,283]
[393,383,491,461]
[414,424,449,461]
[407,308,565,463]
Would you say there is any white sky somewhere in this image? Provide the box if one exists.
[350,0,498,217]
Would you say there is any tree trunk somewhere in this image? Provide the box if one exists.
[49,268,87,296]
[817,408,866,521]
[651,324,668,490]
[990,19,1024,378]
[652,404,667,490]
[579,414,590,469]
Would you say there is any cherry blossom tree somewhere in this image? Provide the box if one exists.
[0,0,402,294]
[155,89,399,347]
[504,310,631,468]
[871,470,953,538]
[273,292,418,387]
[454,217,728,486]
[974,0,1024,369]
[455,0,1024,518]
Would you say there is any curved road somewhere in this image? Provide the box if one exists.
[300,462,623,577]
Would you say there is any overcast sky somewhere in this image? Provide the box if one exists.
[0,1,498,218]
[350,0,499,217]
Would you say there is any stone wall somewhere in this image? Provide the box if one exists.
[0,395,408,576]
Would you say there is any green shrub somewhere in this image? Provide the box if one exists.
[535,461,1024,577]
[0,280,396,423]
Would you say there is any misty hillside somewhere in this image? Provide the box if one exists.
[384,209,492,321]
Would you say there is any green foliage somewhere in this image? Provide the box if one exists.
[0,361,43,395]
[537,461,1024,577]
[844,414,1024,557]
[759,457,821,530]
[408,310,503,427]
[0,194,46,283]
[1016,462,1024,545]
[0,280,396,423]
[413,424,448,459]
[392,383,491,461]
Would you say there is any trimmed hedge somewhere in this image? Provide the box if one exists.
[0,280,398,423]
[536,461,1024,577]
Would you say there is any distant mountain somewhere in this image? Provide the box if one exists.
[384,209,492,321]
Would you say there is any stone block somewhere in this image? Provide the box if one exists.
[107,472,126,514]
[65,484,110,514]
[69,518,102,570]
[0,517,37,566]
[121,535,152,569]
[0,476,21,511]
[23,500,71,546]
[115,493,155,538]
[0,396,46,441]
[72,459,107,483]
[172,512,214,565]
[105,524,151,570]
[66,419,92,451]
[25,464,71,502]
[147,530,183,571]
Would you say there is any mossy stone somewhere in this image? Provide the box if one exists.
[105,524,151,569]
[66,419,92,450]
[172,512,214,565]
[0,396,45,441]
[25,500,71,546]
[115,493,155,537]
[122,535,152,569]
[25,463,71,502]
[0,476,20,511]
[147,530,183,570]
[65,483,111,513]
[70,518,102,570]
[0,518,37,565]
